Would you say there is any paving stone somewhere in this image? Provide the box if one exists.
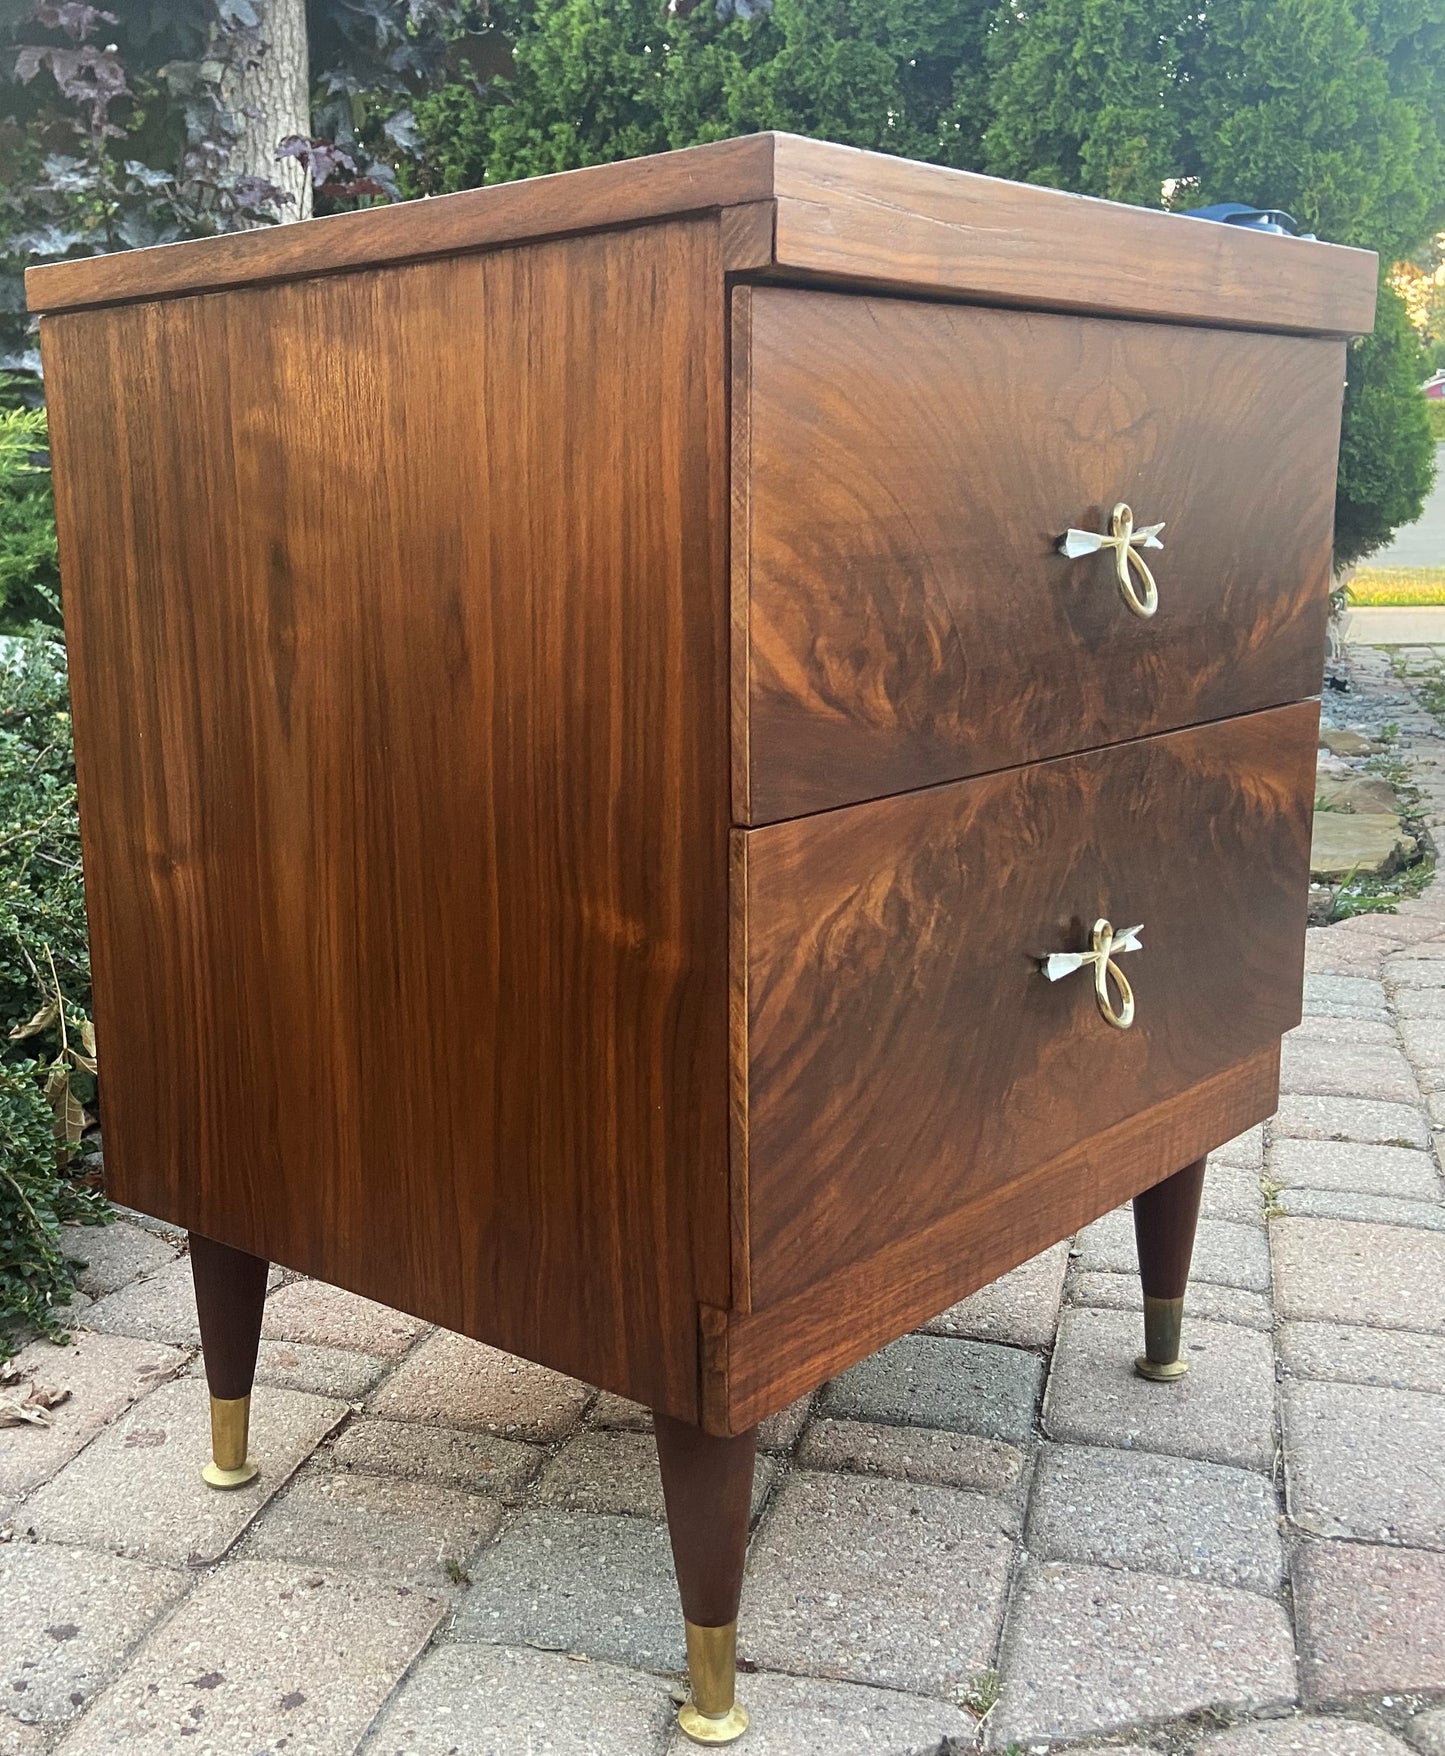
[1302,975,1391,1020]
[1213,1125,1266,1169]
[1279,1037,1419,1104]
[0,1717,47,1755]
[1200,1161,1267,1225]
[1289,1014,1400,1044]
[0,1543,189,1725]
[1400,1018,1445,1067]
[529,1429,776,1522]
[368,1331,589,1440]
[1275,1187,1445,1231]
[920,1243,1069,1347]
[58,1222,177,1298]
[51,1561,444,1755]
[183,1339,387,1401]
[758,1396,814,1453]
[328,1418,542,1497]
[1394,986,1445,1018]
[1268,1139,1443,1200]
[1025,1443,1283,1593]
[1074,1209,1271,1291]
[1413,1709,1445,1755]
[365,1643,673,1756]
[1279,1321,1445,1394]
[20,1378,344,1566]
[795,1418,1024,1494]
[0,1332,185,1499]
[588,1392,653,1431]
[1272,1095,1430,1148]
[989,1561,1296,1747]
[111,1204,185,1243]
[1295,1540,1445,1699]
[1189,1716,1416,1753]
[261,1279,428,1358]
[1066,1271,1274,1331]
[1043,1308,1277,1471]
[1302,937,1389,978]
[454,1510,684,1668]
[662,1669,979,1756]
[1283,1379,1445,1547]
[820,1333,1043,1444]
[1271,1218,1445,1331]
[744,1472,1016,1698]
[82,1257,203,1346]
[242,1464,501,1586]
[1389,958,1445,987]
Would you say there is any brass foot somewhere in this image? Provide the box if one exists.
[678,1621,748,1745]
[1134,1294,1188,1383]
[201,1392,258,1490]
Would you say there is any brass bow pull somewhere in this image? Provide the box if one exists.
[1057,503,1165,619]
[1041,918,1142,1030]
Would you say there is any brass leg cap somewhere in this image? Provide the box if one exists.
[201,1457,259,1490]
[678,1703,749,1745]
[1134,1354,1189,1383]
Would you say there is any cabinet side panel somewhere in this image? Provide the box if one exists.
[42,219,730,1419]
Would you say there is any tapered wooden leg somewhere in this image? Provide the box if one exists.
[1132,1156,1207,1382]
[654,1412,756,1745]
[189,1232,269,1488]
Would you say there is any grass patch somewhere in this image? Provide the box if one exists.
[1348,567,1445,606]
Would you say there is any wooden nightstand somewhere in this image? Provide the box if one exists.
[28,134,1376,1744]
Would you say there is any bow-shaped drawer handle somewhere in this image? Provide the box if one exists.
[1041,917,1142,1030]
[1057,503,1165,619]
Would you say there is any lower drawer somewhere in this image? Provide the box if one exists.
[734,702,1317,1309]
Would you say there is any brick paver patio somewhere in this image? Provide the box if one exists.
[2,637,1444,1755]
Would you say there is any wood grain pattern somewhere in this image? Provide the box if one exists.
[768,135,1377,336]
[737,704,1316,1311]
[736,288,1345,823]
[28,134,1377,340]
[1134,1156,1208,1299]
[43,219,731,1422]
[705,1044,1280,1433]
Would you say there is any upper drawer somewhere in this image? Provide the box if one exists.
[732,288,1345,824]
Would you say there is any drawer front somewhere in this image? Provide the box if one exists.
[736,703,1316,1309]
[734,288,1344,824]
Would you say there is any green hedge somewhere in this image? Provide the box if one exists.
[1428,399,1445,443]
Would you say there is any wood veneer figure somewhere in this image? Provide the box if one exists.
[29,134,1377,1745]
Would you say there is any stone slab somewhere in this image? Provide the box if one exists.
[920,1243,1069,1347]
[795,1418,1025,1494]
[1199,1160,1267,1225]
[365,1643,673,1756]
[1275,1187,1445,1231]
[820,1333,1043,1444]
[529,1429,776,1522]
[1271,1096,1430,1148]
[1066,1272,1274,1331]
[242,1464,502,1586]
[1394,986,1445,1017]
[0,1716,47,1755]
[81,1257,204,1346]
[1279,1036,1419,1103]
[1025,1443,1283,1593]
[1400,1017,1445,1066]
[1278,1321,1445,1394]
[1074,1208,1271,1291]
[1387,958,1445,987]
[0,1542,188,1725]
[1289,1014,1400,1044]
[1302,975,1391,1020]
[0,1331,184,1499]
[247,1340,388,1400]
[50,1561,444,1755]
[367,1331,589,1440]
[744,1472,1016,1699]
[20,1378,344,1566]
[1295,1540,1445,1699]
[990,1561,1296,1747]
[1268,1139,1442,1200]
[261,1279,429,1358]
[328,1418,542,1498]
[587,1392,654,1432]
[1283,1379,1445,1547]
[1189,1716,1415,1753]
[1317,774,1402,813]
[58,1223,177,1298]
[1042,1308,1277,1470]
[1214,1125,1266,1169]
[1271,1218,1445,1331]
[758,1396,815,1453]
[663,1669,979,1756]
[1413,1709,1445,1755]
[454,1510,684,1669]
